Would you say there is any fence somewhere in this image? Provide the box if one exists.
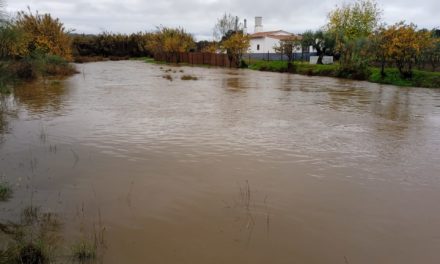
[154,52,237,67]
[154,52,440,72]
[244,52,318,62]
[154,52,319,68]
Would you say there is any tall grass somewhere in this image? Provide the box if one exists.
[71,239,96,262]
[0,206,62,263]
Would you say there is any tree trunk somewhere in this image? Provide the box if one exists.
[380,56,386,78]
[317,54,324,64]
[316,47,323,64]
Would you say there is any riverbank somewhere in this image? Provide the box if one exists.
[248,60,440,89]
[145,57,440,88]
[74,55,131,63]
[0,55,78,94]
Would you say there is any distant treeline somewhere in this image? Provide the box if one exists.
[71,32,154,60]
[71,32,215,62]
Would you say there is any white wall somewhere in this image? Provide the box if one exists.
[249,37,281,53]
[249,38,265,53]
[249,37,308,54]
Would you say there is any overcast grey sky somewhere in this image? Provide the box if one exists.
[5,0,439,40]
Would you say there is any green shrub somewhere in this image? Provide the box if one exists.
[337,64,371,80]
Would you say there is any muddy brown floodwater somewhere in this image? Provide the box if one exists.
[1,61,440,263]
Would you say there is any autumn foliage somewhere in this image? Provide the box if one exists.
[147,27,195,63]
[221,32,250,67]
[1,8,76,90]
[16,10,73,61]
[375,22,434,78]
[324,0,440,79]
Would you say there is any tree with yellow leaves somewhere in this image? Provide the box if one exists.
[15,10,73,61]
[327,0,381,42]
[148,27,195,63]
[382,22,433,78]
[327,0,381,73]
[369,26,393,77]
[0,23,29,59]
[420,29,440,71]
[201,42,218,53]
[221,32,250,68]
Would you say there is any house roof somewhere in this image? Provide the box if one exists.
[249,30,302,41]
[267,34,302,41]
[249,30,290,38]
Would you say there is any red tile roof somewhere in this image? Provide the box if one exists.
[249,30,302,41]
[249,30,287,38]
[268,35,302,41]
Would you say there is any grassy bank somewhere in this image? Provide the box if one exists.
[142,57,212,67]
[248,60,440,88]
[369,68,440,88]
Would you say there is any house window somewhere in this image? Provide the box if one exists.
[257,44,260,51]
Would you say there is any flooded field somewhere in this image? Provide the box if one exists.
[1,60,440,263]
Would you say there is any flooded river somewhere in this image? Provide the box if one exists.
[1,61,440,263]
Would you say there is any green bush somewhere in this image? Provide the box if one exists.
[337,64,371,80]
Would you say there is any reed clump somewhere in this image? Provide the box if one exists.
[181,75,198,81]
[162,74,173,81]
[71,239,96,262]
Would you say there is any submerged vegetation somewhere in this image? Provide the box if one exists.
[0,203,105,264]
[162,74,173,81]
[181,75,198,80]
[0,206,61,264]
[71,239,97,262]
[0,180,12,201]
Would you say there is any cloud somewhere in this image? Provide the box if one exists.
[4,0,439,40]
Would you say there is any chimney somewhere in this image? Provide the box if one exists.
[235,16,239,32]
[255,16,263,33]
[244,19,248,34]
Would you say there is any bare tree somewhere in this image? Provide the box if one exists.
[213,13,242,41]
[274,36,301,69]
[0,0,6,23]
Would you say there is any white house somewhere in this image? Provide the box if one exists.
[249,30,302,53]
[246,17,314,54]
